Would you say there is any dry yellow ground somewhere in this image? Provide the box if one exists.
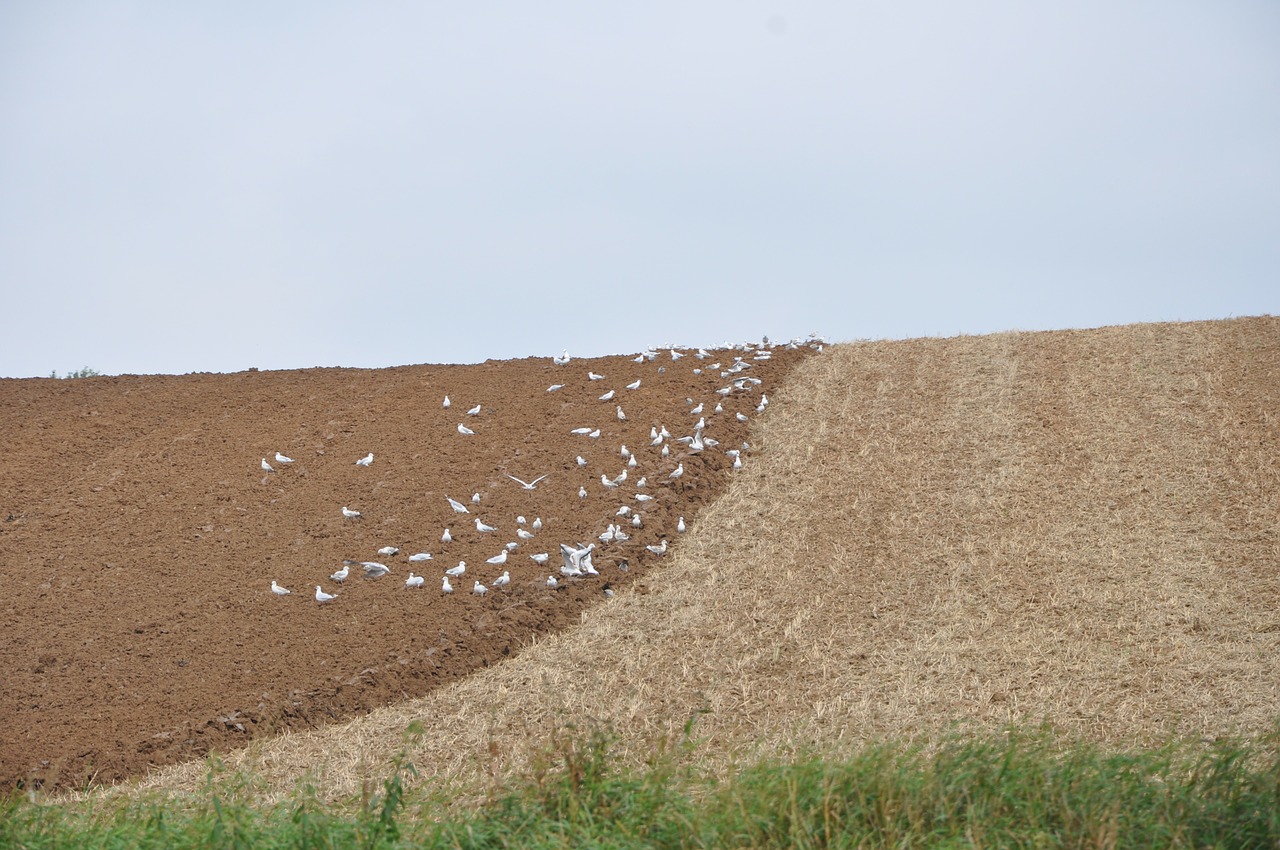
[130,317,1280,800]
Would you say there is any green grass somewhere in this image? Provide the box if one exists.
[4,725,1280,849]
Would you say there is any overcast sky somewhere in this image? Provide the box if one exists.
[2,2,1277,378]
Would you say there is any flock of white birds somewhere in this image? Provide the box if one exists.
[260,336,824,605]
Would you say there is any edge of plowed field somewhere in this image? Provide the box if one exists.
[115,316,1280,802]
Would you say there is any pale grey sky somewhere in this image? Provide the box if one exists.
[2,2,1277,377]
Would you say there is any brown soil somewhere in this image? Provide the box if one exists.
[0,343,818,790]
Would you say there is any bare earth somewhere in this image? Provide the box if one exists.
[129,316,1279,802]
[0,344,815,790]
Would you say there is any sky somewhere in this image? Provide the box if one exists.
[1,2,1277,378]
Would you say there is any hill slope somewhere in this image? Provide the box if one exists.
[134,316,1280,798]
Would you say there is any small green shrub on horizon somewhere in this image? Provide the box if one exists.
[4,726,1280,849]
[49,367,101,379]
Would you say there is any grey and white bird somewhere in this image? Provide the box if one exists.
[626,379,641,390]
[661,445,670,457]
[571,427,593,435]
[646,540,668,555]
[443,395,451,408]
[446,496,470,514]
[668,463,684,480]
[599,389,616,401]
[408,552,432,562]
[588,429,601,439]
[631,514,642,528]
[530,552,549,564]
[271,580,290,596]
[636,476,647,488]
[506,473,548,490]
[635,493,654,502]
[315,585,337,603]
[471,492,482,503]
[532,517,543,531]
[616,406,626,421]
[486,550,508,565]
[715,403,723,413]
[547,383,565,392]
[517,515,526,525]
[378,546,400,556]
[360,561,390,578]
[671,349,684,360]
[441,575,454,593]
[473,581,488,595]
[492,571,510,588]
[553,350,571,366]
[601,474,619,489]
[261,458,275,472]
[627,455,637,468]
[475,517,496,533]
[330,564,350,583]
[505,541,519,551]
[578,486,588,499]
[616,505,632,516]
[342,506,362,519]
[576,456,588,466]
[677,516,687,533]
[733,455,743,470]
[620,445,630,458]
[457,423,475,436]
[546,575,558,588]
[446,561,467,577]
[756,394,769,412]
[442,528,453,543]
[690,403,703,415]
[588,371,605,381]
[405,572,425,588]
[467,404,481,416]
[275,452,294,464]
[356,453,374,466]
[736,412,749,422]
[517,528,535,540]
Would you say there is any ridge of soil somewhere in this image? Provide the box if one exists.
[0,343,818,790]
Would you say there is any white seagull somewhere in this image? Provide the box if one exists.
[446,561,466,577]
[466,404,481,415]
[446,496,470,514]
[571,427,593,435]
[677,516,686,533]
[342,506,362,519]
[261,458,275,472]
[475,518,496,533]
[443,395,451,408]
[471,492,482,503]
[359,561,390,578]
[599,389,616,401]
[486,550,508,565]
[315,586,337,603]
[646,540,668,555]
[442,528,453,543]
[579,486,588,499]
[616,406,626,421]
[626,379,641,390]
[441,575,453,594]
[546,575,558,588]
[356,453,374,466]
[588,429,601,439]
[531,553,549,564]
[405,572,425,588]
[271,580,290,596]
[517,528,535,540]
[576,456,588,466]
[668,463,684,480]
[473,581,488,595]
[408,552,432,562]
[492,571,511,588]
[588,371,605,381]
[547,384,565,392]
[378,546,400,556]
[330,564,350,582]
[457,423,475,436]
[532,517,542,530]
[506,473,548,490]
[275,452,294,464]
[553,350,571,366]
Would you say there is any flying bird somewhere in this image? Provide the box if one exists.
[506,473,548,490]
[356,453,374,466]
[359,561,390,578]
[330,564,350,582]
[446,496,470,514]
[271,580,290,596]
[475,518,496,533]
[405,572,425,588]
[275,452,294,464]
[315,586,337,603]
[342,506,362,519]
[457,423,475,436]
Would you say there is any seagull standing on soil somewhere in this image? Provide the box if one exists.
[531,553,549,564]
[546,575,558,588]
[553,350,571,366]
[467,404,481,416]
[668,463,684,480]
[271,580,290,596]
[356,453,374,466]
[405,572,425,588]
[378,546,400,556]
[493,571,511,588]
[342,506,362,520]
[475,518,496,533]
[274,452,294,464]
[486,550,508,565]
[447,496,470,514]
[473,581,488,595]
[330,564,350,582]
[599,389,616,401]
[588,371,605,381]
[626,379,641,390]
[441,575,454,594]
[547,384,565,392]
[443,395,451,408]
[678,516,686,533]
[446,561,466,577]
[409,552,432,562]
[442,528,453,543]
[532,517,542,530]
[315,586,337,603]
[261,458,275,472]
[457,423,475,436]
